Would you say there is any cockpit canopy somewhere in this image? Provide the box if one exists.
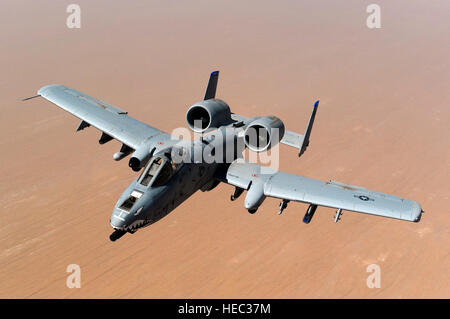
[137,155,180,187]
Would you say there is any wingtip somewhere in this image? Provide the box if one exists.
[314,100,320,108]
[210,70,219,76]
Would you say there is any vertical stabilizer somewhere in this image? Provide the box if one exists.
[204,70,219,100]
[298,100,319,157]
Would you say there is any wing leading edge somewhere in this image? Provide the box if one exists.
[224,161,422,222]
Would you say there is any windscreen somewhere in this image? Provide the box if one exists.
[138,156,181,187]
[138,157,162,186]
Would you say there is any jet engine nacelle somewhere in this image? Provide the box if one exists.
[244,116,285,152]
[186,99,232,133]
[128,146,153,171]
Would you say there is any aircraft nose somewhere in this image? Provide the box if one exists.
[110,210,127,230]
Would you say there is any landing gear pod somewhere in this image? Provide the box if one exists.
[128,146,154,171]
[113,144,133,161]
[244,182,265,212]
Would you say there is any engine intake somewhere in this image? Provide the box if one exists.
[244,116,285,152]
[186,99,231,133]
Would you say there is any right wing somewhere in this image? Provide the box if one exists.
[224,161,423,222]
[36,85,168,150]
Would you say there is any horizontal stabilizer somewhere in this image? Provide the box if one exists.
[280,130,303,149]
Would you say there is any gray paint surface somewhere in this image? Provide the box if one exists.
[36,73,422,240]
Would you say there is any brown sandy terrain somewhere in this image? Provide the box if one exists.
[0,0,449,298]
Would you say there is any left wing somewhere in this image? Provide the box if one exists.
[223,161,423,222]
[36,85,167,150]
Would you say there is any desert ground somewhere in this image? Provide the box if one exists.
[0,0,449,298]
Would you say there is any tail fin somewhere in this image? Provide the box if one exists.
[204,70,219,100]
[298,100,319,157]
[279,100,319,157]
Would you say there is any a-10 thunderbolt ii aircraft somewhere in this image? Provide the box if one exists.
[28,71,422,241]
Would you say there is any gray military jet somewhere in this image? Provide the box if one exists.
[28,71,422,241]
